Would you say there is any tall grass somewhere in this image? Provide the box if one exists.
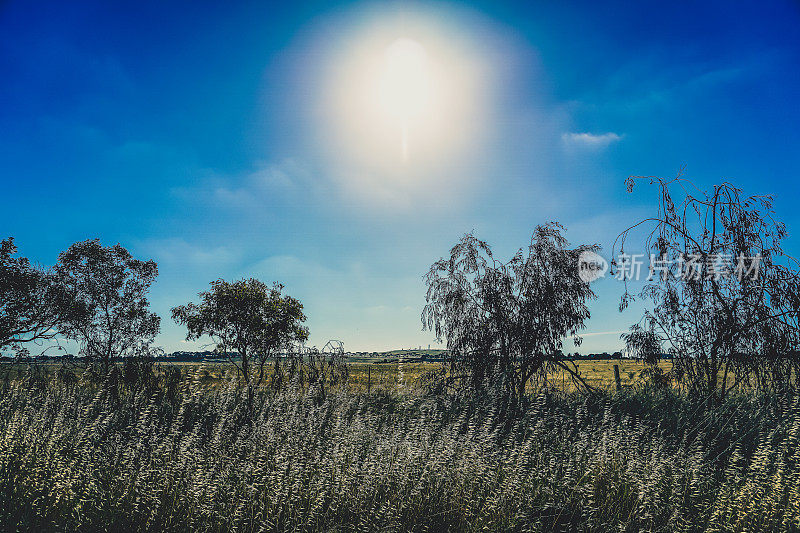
[1,368,799,531]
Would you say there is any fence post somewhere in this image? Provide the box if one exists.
[613,364,622,391]
[367,366,371,394]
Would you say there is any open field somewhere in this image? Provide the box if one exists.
[346,359,674,392]
[0,359,672,393]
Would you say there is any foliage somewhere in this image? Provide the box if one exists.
[54,239,161,374]
[621,323,663,362]
[172,279,309,387]
[422,223,599,399]
[0,237,83,355]
[617,173,800,400]
[4,372,800,531]
[271,342,350,402]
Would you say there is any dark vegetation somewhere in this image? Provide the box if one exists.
[422,223,600,399]
[172,278,312,402]
[617,173,800,400]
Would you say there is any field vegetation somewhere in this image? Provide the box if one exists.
[0,358,669,393]
[2,364,800,532]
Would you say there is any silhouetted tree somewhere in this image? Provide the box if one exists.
[621,323,663,361]
[172,279,309,389]
[616,172,800,399]
[0,237,82,356]
[422,223,599,399]
[55,240,160,374]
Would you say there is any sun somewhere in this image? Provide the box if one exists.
[318,13,489,182]
[378,38,434,160]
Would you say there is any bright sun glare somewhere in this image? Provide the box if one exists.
[320,14,489,188]
[378,38,433,161]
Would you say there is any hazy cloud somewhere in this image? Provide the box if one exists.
[562,132,623,149]
[137,238,241,268]
[211,158,320,208]
[248,254,336,281]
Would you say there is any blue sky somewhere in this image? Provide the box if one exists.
[2,0,799,353]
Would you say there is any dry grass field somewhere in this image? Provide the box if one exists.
[344,359,674,392]
[1,358,672,393]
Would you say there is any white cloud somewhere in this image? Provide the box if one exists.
[562,132,623,149]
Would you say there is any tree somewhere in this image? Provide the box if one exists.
[422,223,599,399]
[616,172,800,399]
[0,237,82,355]
[55,240,160,373]
[621,324,662,361]
[171,279,309,387]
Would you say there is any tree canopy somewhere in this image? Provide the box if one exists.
[422,223,599,398]
[55,239,160,372]
[617,173,800,398]
[0,237,82,356]
[172,278,309,386]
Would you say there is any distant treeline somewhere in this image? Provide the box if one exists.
[1,350,660,364]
